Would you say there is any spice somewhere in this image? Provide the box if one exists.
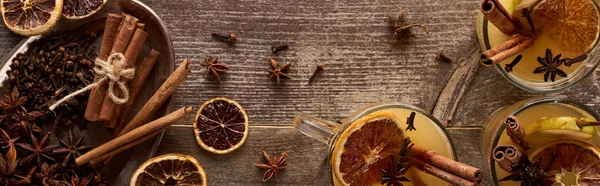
[521,9,535,33]
[267,57,292,85]
[271,44,289,54]
[63,172,93,186]
[504,54,522,73]
[36,162,62,186]
[504,116,529,150]
[0,128,19,162]
[405,112,416,131]
[410,146,483,183]
[481,34,534,66]
[52,131,92,166]
[254,151,288,182]
[308,64,325,84]
[381,138,413,186]
[480,0,522,35]
[200,56,230,84]
[386,11,429,47]
[116,50,161,129]
[564,54,588,67]
[499,153,556,185]
[76,107,193,166]
[435,51,452,63]
[16,132,59,166]
[211,33,237,43]
[0,153,18,184]
[533,48,567,82]
[493,145,521,171]
[11,167,36,186]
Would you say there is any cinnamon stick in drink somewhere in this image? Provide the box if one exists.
[100,27,149,126]
[504,145,521,164]
[75,107,193,166]
[411,146,483,182]
[481,0,522,35]
[116,50,161,129]
[410,157,479,186]
[480,34,534,66]
[504,116,530,150]
[84,14,122,121]
[114,58,191,136]
[493,145,516,171]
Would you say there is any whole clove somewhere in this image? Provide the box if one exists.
[211,33,237,43]
[271,44,289,54]
[435,51,452,63]
[504,54,522,72]
[308,64,325,84]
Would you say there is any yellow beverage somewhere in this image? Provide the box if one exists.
[485,0,600,82]
[487,100,600,185]
[331,108,454,186]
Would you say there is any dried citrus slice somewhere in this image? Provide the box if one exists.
[331,111,406,186]
[1,0,63,36]
[532,0,599,55]
[62,0,106,19]
[531,140,600,185]
[130,153,207,186]
[194,97,249,154]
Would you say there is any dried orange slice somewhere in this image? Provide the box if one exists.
[533,0,599,55]
[331,112,406,186]
[194,97,249,154]
[531,140,600,185]
[1,0,63,36]
[130,153,207,186]
[62,0,106,19]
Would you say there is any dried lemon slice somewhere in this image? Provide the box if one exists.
[331,112,406,186]
[531,140,600,185]
[130,154,207,186]
[194,97,249,154]
[533,0,599,55]
[1,0,63,36]
[62,0,106,19]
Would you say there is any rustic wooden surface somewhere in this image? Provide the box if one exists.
[3,0,600,185]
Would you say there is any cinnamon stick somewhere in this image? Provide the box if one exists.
[481,0,522,35]
[84,14,123,121]
[410,157,479,186]
[504,145,521,164]
[75,107,193,166]
[480,34,534,66]
[504,116,529,150]
[114,58,192,136]
[116,50,161,129]
[411,146,483,182]
[100,27,149,125]
[90,129,163,165]
[493,145,516,172]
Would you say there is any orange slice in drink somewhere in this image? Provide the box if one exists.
[533,0,599,55]
[331,112,406,186]
[130,154,207,186]
[531,140,600,185]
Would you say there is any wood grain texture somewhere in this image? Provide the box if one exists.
[139,0,481,126]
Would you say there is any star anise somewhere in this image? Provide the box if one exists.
[0,153,18,184]
[0,88,27,111]
[267,58,291,85]
[91,168,109,186]
[0,128,19,162]
[10,166,36,186]
[36,162,63,186]
[200,56,230,84]
[386,11,429,47]
[254,151,288,182]
[11,106,43,135]
[381,137,413,186]
[533,49,567,82]
[499,152,556,186]
[53,131,91,167]
[61,171,92,186]
[16,132,59,166]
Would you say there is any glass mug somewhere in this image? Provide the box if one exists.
[481,97,600,185]
[293,102,456,185]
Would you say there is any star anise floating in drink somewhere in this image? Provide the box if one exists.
[381,137,413,186]
[499,153,556,185]
[200,56,230,84]
[386,11,429,47]
[254,151,288,182]
[267,58,292,85]
[533,49,567,82]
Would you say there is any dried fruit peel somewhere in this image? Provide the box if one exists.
[531,140,600,185]
[1,0,63,36]
[130,153,207,186]
[193,97,249,154]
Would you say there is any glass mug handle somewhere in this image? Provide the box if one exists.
[293,113,342,144]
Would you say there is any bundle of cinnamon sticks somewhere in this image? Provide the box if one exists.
[84,13,162,131]
[410,146,483,186]
[480,0,534,66]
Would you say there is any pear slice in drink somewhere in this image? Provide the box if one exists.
[527,117,598,142]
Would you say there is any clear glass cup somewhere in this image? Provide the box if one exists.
[475,0,600,93]
[293,102,456,185]
[481,97,600,185]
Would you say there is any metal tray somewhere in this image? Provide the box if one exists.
[0,0,174,185]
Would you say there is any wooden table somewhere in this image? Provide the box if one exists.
[2,0,599,185]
